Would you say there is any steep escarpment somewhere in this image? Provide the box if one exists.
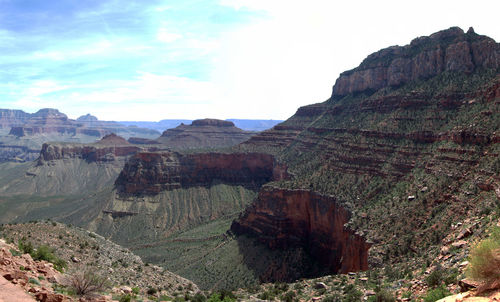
[232,188,370,278]
[332,27,499,96]
[37,134,144,165]
[156,118,256,150]
[238,27,499,267]
[0,135,152,196]
[116,151,288,195]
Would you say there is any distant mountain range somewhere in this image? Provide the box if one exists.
[119,119,283,132]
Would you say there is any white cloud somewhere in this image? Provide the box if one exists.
[157,28,183,43]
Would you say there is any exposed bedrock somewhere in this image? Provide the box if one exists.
[231,187,371,278]
[37,134,148,164]
[116,151,289,195]
[332,27,500,96]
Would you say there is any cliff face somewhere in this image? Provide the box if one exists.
[238,27,499,266]
[0,109,31,128]
[232,188,370,277]
[116,151,289,195]
[9,108,77,136]
[332,27,499,96]
[156,119,256,150]
[37,134,145,165]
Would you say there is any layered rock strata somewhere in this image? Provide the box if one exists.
[232,188,370,275]
[156,119,256,149]
[332,27,500,96]
[37,134,150,165]
[116,151,289,195]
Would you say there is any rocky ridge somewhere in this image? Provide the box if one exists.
[332,27,499,96]
[0,222,198,301]
[8,109,159,139]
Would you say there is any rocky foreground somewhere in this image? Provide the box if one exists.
[0,222,198,301]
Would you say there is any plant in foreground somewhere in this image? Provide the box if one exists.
[467,226,500,292]
[64,269,111,296]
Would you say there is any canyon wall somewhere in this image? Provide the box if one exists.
[232,188,370,276]
[116,151,289,195]
[332,27,499,96]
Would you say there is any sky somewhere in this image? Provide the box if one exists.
[0,0,499,121]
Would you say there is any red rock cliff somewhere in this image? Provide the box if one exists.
[116,151,289,195]
[332,27,500,96]
[37,134,145,164]
[232,188,370,275]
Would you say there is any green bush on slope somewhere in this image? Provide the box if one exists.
[467,226,500,292]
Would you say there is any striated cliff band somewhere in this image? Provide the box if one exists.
[238,26,499,269]
[115,151,289,195]
[232,187,371,276]
[332,27,499,96]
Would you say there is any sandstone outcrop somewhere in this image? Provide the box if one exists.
[156,118,256,150]
[332,27,500,96]
[232,188,370,277]
[116,151,289,195]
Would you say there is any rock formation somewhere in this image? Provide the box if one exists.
[0,109,31,129]
[332,27,499,96]
[238,27,499,271]
[116,151,289,195]
[37,134,146,165]
[232,187,370,275]
[6,108,159,138]
[156,118,256,150]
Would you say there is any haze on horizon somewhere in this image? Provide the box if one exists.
[0,0,499,122]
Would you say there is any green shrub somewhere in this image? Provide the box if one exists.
[206,292,235,302]
[322,295,342,302]
[374,289,396,302]
[343,284,363,302]
[119,294,132,302]
[426,269,444,288]
[9,248,21,256]
[31,245,67,272]
[29,277,40,285]
[132,287,140,294]
[467,226,500,291]
[190,292,206,302]
[18,240,33,254]
[281,290,296,302]
[422,285,450,302]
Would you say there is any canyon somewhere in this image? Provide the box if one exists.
[0,27,498,293]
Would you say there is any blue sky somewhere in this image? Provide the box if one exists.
[0,0,499,121]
